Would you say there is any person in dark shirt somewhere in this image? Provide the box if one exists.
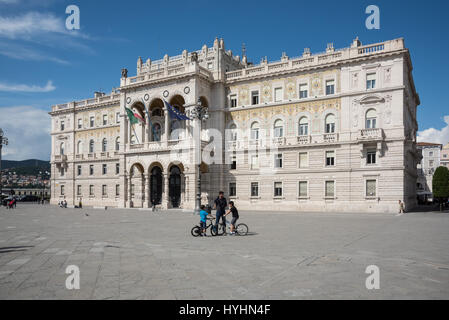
[224,201,239,235]
[213,191,227,234]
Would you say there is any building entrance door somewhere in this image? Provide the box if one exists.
[150,167,162,205]
[169,166,181,208]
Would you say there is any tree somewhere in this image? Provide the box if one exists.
[432,166,449,211]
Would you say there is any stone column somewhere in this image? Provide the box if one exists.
[162,173,169,209]
[127,175,132,208]
[143,174,148,208]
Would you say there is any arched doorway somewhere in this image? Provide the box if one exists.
[150,166,163,205]
[129,163,145,208]
[169,165,182,208]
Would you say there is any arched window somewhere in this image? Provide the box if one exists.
[325,114,336,133]
[229,124,238,141]
[273,119,284,138]
[77,141,83,154]
[60,142,65,155]
[115,137,120,151]
[102,138,107,152]
[152,123,161,142]
[251,122,260,140]
[170,120,181,140]
[298,117,309,136]
[89,139,94,153]
[152,108,162,117]
[366,109,377,129]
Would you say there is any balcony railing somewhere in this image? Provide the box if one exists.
[297,135,311,145]
[357,128,384,142]
[323,133,339,143]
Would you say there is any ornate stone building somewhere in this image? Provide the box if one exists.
[49,37,420,213]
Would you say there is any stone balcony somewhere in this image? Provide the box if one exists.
[323,133,339,143]
[54,155,67,163]
[297,135,311,145]
[357,128,384,142]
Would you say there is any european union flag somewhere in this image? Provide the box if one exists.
[164,100,190,121]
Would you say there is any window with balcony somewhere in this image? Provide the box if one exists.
[230,95,237,108]
[299,181,308,198]
[152,123,161,142]
[366,180,377,197]
[366,73,376,90]
[325,181,335,198]
[251,91,259,105]
[325,114,336,133]
[251,182,259,197]
[77,140,83,154]
[274,153,283,168]
[60,167,65,177]
[274,87,283,102]
[366,109,377,129]
[326,151,335,166]
[298,117,309,136]
[230,154,237,170]
[326,80,335,95]
[367,150,376,165]
[273,119,284,138]
[251,122,260,140]
[274,182,283,197]
[229,182,236,197]
[299,84,308,99]
[60,142,65,156]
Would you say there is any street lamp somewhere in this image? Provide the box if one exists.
[189,98,209,215]
[0,128,9,200]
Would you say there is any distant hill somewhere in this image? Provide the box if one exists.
[1,159,50,175]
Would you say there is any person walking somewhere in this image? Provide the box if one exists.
[213,191,228,235]
[397,200,405,216]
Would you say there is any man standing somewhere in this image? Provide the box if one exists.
[397,200,405,215]
[213,191,228,235]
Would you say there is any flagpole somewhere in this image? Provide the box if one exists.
[131,123,140,144]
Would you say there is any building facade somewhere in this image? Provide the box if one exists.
[416,142,442,201]
[49,37,420,213]
[441,143,449,169]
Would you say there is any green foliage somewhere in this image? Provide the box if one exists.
[432,166,449,198]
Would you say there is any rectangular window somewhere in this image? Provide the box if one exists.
[274,182,283,197]
[90,116,95,127]
[325,181,335,197]
[116,184,120,196]
[251,91,259,105]
[89,185,94,196]
[299,152,309,168]
[429,151,433,157]
[77,185,81,196]
[77,119,82,129]
[299,181,308,198]
[366,73,376,90]
[366,180,376,197]
[251,154,259,170]
[103,114,108,126]
[274,153,283,168]
[77,165,82,176]
[299,84,308,99]
[60,121,65,131]
[102,164,107,175]
[326,80,335,95]
[61,185,65,195]
[230,95,237,108]
[102,185,107,196]
[207,62,213,69]
[89,165,94,175]
[116,163,120,175]
[326,151,335,166]
[367,150,376,165]
[251,182,259,197]
[229,182,236,197]
[60,167,65,176]
[116,112,120,123]
[274,87,283,102]
[230,155,237,170]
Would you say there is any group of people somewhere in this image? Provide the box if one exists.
[5,198,17,209]
[199,191,239,236]
[58,200,68,208]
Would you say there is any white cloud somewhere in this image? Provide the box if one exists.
[0,41,69,64]
[0,80,55,92]
[0,106,50,160]
[417,115,449,145]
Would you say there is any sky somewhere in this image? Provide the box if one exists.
[0,0,448,161]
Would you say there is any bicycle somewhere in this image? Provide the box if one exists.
[191,217,216,237]
[211,219,248,236]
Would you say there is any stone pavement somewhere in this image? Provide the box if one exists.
[0,204,448,300]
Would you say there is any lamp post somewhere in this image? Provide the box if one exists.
[189,98,209,215]
[0,129,9,200]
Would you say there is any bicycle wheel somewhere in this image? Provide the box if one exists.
[191,226,202,237]
[236,223,248,236]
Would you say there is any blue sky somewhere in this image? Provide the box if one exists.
[0,0,448,160]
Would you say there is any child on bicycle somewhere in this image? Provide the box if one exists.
[199,205,209,237]
[224,201,239,235]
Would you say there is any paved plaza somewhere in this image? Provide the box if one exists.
[0,204,448,300]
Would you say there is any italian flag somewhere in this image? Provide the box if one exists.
[125,107,145,124]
